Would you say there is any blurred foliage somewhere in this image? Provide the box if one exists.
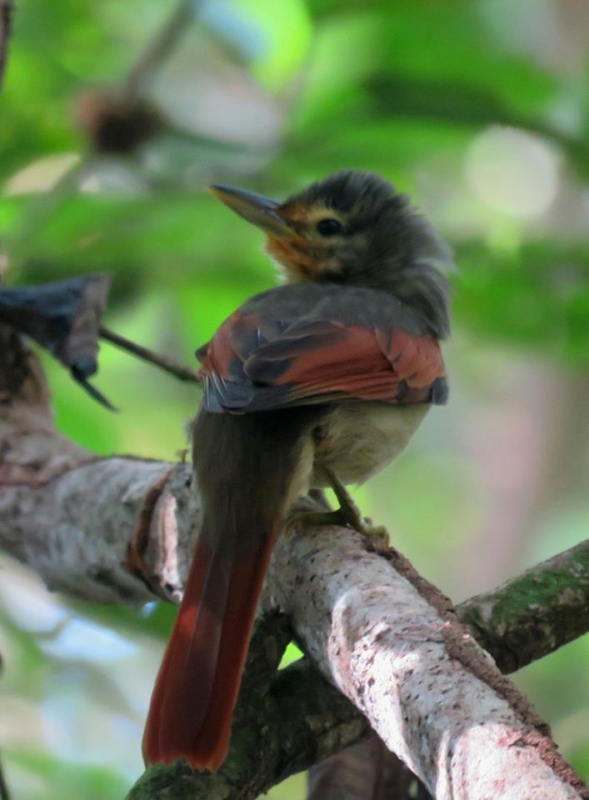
[1,0,589,798]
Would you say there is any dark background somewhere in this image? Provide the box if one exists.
[1,1,589,797]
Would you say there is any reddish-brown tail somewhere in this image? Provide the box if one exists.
[142,520,279,771]
[142,406,322,771]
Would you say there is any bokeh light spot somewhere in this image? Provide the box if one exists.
[465,126,559,218]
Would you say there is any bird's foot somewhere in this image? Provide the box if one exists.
[284,506,352,535]
[328,475,390,546]
[284,470,389,546]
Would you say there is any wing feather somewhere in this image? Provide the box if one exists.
[198,292,447,413]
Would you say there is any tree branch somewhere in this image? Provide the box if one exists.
[263,523,587,799]
[1,330,588,799]
[120,0,201,105]
[460,539,589,674]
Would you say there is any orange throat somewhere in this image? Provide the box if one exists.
[265,235,320,281]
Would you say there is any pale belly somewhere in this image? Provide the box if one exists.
[311,401,429,486]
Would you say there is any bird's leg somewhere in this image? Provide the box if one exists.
[285,468,389,545]
[323,468,389,544]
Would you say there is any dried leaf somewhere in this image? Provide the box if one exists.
[76,90,164,155]
[0,274,115,409]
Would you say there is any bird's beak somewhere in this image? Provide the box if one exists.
[210,184,291,237]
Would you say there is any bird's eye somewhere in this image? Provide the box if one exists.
[316,218,344,237]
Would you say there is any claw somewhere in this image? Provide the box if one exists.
[284,469,390,545]
[322,468,390,545]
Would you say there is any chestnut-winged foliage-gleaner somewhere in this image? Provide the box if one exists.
[143,170,453,771]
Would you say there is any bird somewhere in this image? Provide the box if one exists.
[142,169,452,772]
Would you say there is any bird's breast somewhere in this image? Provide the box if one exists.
[311,401,429,486]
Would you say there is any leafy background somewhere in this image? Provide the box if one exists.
[2,0,589,797]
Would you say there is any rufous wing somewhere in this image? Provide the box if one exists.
[199,309,447,412]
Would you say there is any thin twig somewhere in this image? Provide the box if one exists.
[0,0,14,91]
[99,325,200,383]
[121,0,201,104]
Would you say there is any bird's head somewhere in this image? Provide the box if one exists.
[211,170,452,336]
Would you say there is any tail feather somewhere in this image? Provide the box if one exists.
[143,406,322,771]
[142,522,279,770]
